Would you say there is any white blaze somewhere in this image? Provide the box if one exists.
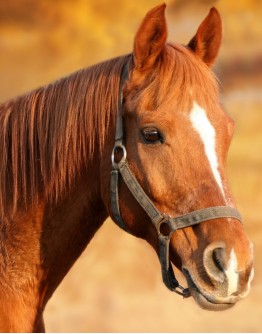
[225,249,239,295]
[189,101,225,198]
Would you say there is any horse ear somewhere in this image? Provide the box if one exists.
[188,7,222,66]
[133,4,167,71]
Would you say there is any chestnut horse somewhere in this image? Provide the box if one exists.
[0,4,254,332]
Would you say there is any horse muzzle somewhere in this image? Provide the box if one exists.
[182,241,254,310]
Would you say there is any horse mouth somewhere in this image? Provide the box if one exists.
[182,268,236,310]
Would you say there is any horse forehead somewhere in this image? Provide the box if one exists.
[188,101,225,153]
[135,85,226,134]
[137,99,209,128]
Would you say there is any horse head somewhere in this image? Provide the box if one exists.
[105,4,254,310]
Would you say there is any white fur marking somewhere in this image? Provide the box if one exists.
[190,101,225,198]
[225,249,239,296]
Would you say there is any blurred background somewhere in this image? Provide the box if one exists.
[0,0,261,332]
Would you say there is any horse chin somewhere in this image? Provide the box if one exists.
[182,268,236,311]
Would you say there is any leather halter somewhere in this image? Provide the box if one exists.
[110,62,242,297]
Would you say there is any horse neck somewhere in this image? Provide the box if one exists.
[0,59,124,330]
[40,158,109,297]
[0,161,108,331]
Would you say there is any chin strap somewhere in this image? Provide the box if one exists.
[110,62,242,297]
[158,234,191,297]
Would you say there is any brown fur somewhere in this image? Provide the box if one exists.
[0,4,253,331]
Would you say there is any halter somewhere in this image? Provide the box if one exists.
[110,62,242,298]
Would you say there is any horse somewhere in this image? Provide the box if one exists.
[0,4,254,332]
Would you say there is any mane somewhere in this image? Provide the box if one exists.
[0,54,130,217]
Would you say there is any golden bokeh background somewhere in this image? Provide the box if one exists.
[0,0,261,332]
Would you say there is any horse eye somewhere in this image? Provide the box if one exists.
[142,127,163,144]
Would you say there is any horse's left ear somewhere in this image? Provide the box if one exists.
[188,7,222,66]
[133,4,167,71]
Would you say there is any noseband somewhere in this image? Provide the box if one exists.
[110,62,242,298]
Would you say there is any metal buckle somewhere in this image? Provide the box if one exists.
[111,143,127,169]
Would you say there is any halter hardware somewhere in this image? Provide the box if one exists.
[157,216,173,238]
[110,61,242,298]
[111,144,127,169]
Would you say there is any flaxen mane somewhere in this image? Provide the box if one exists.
[0,55,129,217]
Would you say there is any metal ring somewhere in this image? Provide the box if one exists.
[111,143,127,169]
[157,217,173,239]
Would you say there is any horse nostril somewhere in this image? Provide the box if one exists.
[212,247,226,272]
[204,243,227,284]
